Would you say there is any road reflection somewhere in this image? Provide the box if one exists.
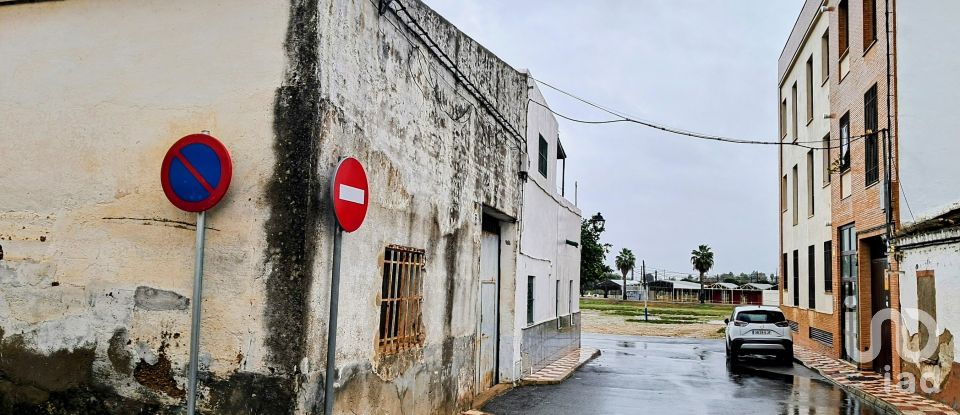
[733,355,880,415]
[484,335,883,415]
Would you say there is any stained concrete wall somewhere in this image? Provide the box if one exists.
[897,230,960,409]
[0,0,527,413]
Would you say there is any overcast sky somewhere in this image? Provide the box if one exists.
[425,0,804,276]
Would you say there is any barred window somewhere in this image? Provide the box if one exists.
[378,245,425,354]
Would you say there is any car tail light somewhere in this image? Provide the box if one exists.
[734,321,748,327]
[774,321,790,328]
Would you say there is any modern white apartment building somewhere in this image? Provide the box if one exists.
[778,1,837,356]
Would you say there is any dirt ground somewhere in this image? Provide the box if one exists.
[579,299,732,339]
[581,309,726,339]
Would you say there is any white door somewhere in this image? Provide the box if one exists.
[478,229,499,390]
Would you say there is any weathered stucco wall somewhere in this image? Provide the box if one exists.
[303,0,526,413]
[0,0,528,413]
[898,229,960,409]
[0,0,289,412]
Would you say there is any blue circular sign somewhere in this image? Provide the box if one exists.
[161,134,233,212]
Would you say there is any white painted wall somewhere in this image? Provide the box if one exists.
[779,12,834,315]
[507,78,581,380]
[896,0,960,226]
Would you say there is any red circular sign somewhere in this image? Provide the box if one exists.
[331,157,369,232]
[160,134,233,212]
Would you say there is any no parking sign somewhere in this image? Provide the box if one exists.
[161,133,233,212]
[159,132,232,414]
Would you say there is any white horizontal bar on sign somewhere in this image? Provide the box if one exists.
[339,184,365,204]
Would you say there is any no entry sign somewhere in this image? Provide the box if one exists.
[161,134,233,212]
[330,157,368,232]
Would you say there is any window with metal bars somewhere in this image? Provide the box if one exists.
[378,245,425,355]
[864,85,879,186]
[810,327,834,347]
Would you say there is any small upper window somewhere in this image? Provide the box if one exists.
[806,56,814,123]
[863,0,877,49]
[538,135,549,178]
[838,0,850,56]
[780,99,788,138]
[821,30,829,83]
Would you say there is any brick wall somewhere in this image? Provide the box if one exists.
[827,0,900,376]
[782,305,843,358]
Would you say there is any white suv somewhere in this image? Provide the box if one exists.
[724,306,793,363]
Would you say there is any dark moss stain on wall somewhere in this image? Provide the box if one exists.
[204,372,295,415]
[0,330,173,414]
[107,329,133,376]
[261,0,322,411]
[133,342,183,400]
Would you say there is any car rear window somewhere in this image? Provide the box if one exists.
[736,310,785,324]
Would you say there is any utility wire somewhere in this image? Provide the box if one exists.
[531,76,872,150]
[529,96,870,150]
[899,180,917,223]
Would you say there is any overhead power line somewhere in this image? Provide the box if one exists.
[530,77,874,150]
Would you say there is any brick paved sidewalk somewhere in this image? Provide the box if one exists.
[520,347,601,385]
[794,347,958,415]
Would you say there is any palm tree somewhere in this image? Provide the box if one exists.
[690,245,714,304]
[615,248,636,300]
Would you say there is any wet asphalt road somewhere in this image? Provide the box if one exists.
[483,333,883,415]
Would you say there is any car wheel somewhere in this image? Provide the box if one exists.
[780,348,794,364]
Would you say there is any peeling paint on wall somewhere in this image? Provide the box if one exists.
[134,286,189,311]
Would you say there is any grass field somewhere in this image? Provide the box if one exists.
[580,298,733,325]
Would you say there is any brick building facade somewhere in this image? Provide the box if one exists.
[779,0,900,377]
[825,0,899,375]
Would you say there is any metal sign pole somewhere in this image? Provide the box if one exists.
[187,211,206,414]
[643,261,648,321]
[324,224,343,415]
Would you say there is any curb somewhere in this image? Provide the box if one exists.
[792,356,900,415]
[520,348,602,386]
